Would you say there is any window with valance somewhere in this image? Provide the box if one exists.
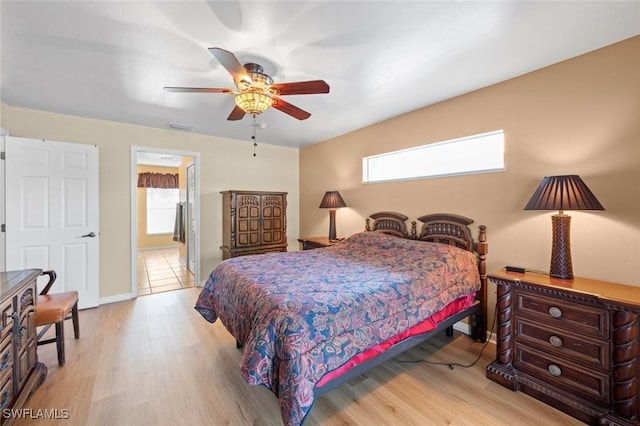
[138,172,180,236]
[137,172,179,188]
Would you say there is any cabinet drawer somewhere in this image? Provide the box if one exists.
[0,299,14,340]
[515,289,608,339]
[514,342,609,406]
[514,317,609,371]
[302,241,327,250]
[18,283,36,313]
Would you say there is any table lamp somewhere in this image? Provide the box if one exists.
[319,191,347,241]
[524,175,604,279]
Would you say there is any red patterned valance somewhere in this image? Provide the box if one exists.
[137,172,179,188]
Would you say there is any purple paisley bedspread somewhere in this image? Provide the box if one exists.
[194,231,480,425]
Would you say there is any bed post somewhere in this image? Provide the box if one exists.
[410,221,417,239]
[471,225,488,342]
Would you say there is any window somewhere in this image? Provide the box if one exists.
[146,188,179,235]
[362,130,505,183]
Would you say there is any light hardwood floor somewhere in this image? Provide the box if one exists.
[18,288,584,426]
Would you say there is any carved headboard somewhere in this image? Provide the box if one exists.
[365,211,485,253]
[365,211,410,238]
[416,213,475,251]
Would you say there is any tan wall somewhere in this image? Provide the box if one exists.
[136,164,180,249]
[300,36,640,321]
[1,106,300,299]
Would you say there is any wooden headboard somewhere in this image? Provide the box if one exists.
[416,213,475,251]
[365,212,486,252]
[364,211,410,238]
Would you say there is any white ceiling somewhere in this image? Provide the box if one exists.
[1,1,638,149]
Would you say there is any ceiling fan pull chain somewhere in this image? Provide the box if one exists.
[252,117,258,157]
[252,135,257,157]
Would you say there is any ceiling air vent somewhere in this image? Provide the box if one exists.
[167,122,195,131]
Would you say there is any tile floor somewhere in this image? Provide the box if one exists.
[137,247,195,295]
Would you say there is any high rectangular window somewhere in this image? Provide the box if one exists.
[362,130,505,183]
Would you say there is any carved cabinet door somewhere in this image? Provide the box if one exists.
[260,194,286,245]
[235,194,262,248]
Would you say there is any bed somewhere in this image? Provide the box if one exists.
[195,212,488,425]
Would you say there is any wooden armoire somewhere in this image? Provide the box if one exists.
[220,190,287,259]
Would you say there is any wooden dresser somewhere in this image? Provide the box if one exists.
[0,269,47,424]
[221,190,287,259]
[486,270,640,425]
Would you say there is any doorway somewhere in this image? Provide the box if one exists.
[130,146,201,297]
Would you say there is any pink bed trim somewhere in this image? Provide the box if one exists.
[315,292,476,388]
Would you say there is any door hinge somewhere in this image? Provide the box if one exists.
[0,151,4,160]
[1,224,5,232]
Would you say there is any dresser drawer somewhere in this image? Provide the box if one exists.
[0,298,14,340]
[514,342,609,406]
[514,317,609,371]
[515,289,608,339]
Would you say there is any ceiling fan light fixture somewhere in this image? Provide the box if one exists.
[235,91,274,116]
[168,48,329,121]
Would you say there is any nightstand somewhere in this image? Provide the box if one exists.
[297,237,341,250]
[486,270,640,425]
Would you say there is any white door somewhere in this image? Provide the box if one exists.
[5,137,99,309]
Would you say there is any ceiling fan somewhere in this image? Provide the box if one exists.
[164,47,330,121]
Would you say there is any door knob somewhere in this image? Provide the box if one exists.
[81,232,97,238]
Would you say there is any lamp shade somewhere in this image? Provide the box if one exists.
[524,175,604,212]
[319,191,347,209]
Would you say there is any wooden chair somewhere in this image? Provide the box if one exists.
[35,270,80,366]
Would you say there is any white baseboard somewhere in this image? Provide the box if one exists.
[453,321,495,343]
[99,293,132,305]
[98,283,205,306]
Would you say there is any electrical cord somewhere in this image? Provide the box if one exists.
[396,301,498,370]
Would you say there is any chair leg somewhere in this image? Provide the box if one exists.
[55,321,65,367]
[71,301,80,339]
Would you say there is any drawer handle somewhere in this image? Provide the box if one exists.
[548,306,562,318]
[548,364,562,376]
[549,335,563,347]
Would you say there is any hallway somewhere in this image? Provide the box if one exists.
[137,247,194,295]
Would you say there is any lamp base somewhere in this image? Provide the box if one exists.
[328,209,337,241]
[550,213,573,279]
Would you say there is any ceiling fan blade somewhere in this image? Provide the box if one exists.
[227,105,246,121]
[164,87,234,94]
[272,98,311,120]
[208,47,252,84]
[271,80,330,96]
